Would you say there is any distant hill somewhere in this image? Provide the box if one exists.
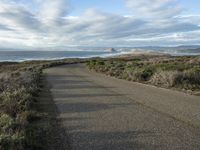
[179,48,200,53]
[135,45,200,51]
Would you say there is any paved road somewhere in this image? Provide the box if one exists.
[44,64,200,150]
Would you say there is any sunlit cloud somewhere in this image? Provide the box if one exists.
[0,0,199,49]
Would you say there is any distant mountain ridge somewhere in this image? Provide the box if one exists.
[135,45,200,51]
[179,48,200,53]
[0,45,200,54]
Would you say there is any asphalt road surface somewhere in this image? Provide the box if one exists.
[44,64,200,150]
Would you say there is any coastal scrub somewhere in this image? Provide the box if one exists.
[86,55,200,93]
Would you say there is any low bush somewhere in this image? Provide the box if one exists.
[150,71,181,87]
[0,58,84,149]
[0,64,42,149]
[86,56,200,91]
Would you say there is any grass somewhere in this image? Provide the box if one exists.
[86,55,200,93]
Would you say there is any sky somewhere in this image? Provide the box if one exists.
[0,0,200,49]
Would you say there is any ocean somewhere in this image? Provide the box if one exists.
[0,48,199,62]
[0,50,120,62]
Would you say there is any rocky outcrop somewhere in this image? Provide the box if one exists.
[107,48,116,52]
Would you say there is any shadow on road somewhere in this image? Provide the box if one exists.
[43,73,159,150]
[34,75,72,150]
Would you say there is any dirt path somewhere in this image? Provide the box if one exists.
[44,64,200,150]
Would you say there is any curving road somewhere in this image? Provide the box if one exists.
[44,64,200,150]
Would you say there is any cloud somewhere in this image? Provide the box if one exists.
[36,0,71,25]
[0,0,199,48]
[125,0,182,19]
[0,1,42,32]
[0,24,13,31]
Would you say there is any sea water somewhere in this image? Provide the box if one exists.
[0,48,199,62]
[0,50,118,62]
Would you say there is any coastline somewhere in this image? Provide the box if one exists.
[0,49,200,62]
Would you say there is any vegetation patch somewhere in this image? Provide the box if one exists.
[86,55,200,93]
[0,58,84,150]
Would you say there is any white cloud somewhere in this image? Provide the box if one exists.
[0,0,199,49]
[125,0,182,19]
[36,0,71,25]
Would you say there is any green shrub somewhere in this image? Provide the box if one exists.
[87,56,200,91]
[1,88,32,117]
[0,133,25,150]
[96,61,105,66]
[0,65,43,149]
[140,67,156,81]
[0,114,13,133]
[0,59,83,150]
